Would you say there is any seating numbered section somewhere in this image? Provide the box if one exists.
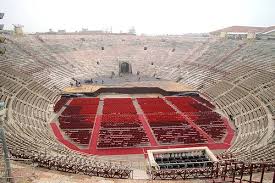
[167,96,226,142]
[97,114,150,148]
[137,98,175,113]
[58,98,99,146]
[103,98,137,114]
[54,97,69,113]
[147,113,207,145]
[137,98,207,145]
[98,98,149,148]
[187,112,226,142]
[63,129,92,146]
[62,98,99,116]
[166,96,212,113]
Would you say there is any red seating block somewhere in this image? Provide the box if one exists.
[69,98,99,106]
[103,98,137,114]
[187,112,226,141]
[97,114,149,148]
[54,97,69,112]
[64,129,92,145]
[150,121,207,145]
[166,96,211,112]
[137,98,175,114]
[59,115,95,129]
[146,113,184,125]
[57,97,99,146]
[166,97,226,142]
[62,105,98,115]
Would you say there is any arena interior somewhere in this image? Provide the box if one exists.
[0,14,275,182]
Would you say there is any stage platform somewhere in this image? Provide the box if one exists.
[63,75,194,94]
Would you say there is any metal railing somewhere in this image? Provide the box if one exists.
[149,160,275,182]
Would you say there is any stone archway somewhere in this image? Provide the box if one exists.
[119,62,132,74]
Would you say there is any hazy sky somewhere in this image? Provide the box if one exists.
[1,0,275,34]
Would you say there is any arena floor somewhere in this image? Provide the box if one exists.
[50,77,234,157]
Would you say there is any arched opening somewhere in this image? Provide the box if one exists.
[120,62,130,74]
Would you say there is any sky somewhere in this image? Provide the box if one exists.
[0,0,275,35]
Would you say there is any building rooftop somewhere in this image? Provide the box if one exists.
[211,25,275,34]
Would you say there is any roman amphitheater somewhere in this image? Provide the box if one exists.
[0,28,274,182]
